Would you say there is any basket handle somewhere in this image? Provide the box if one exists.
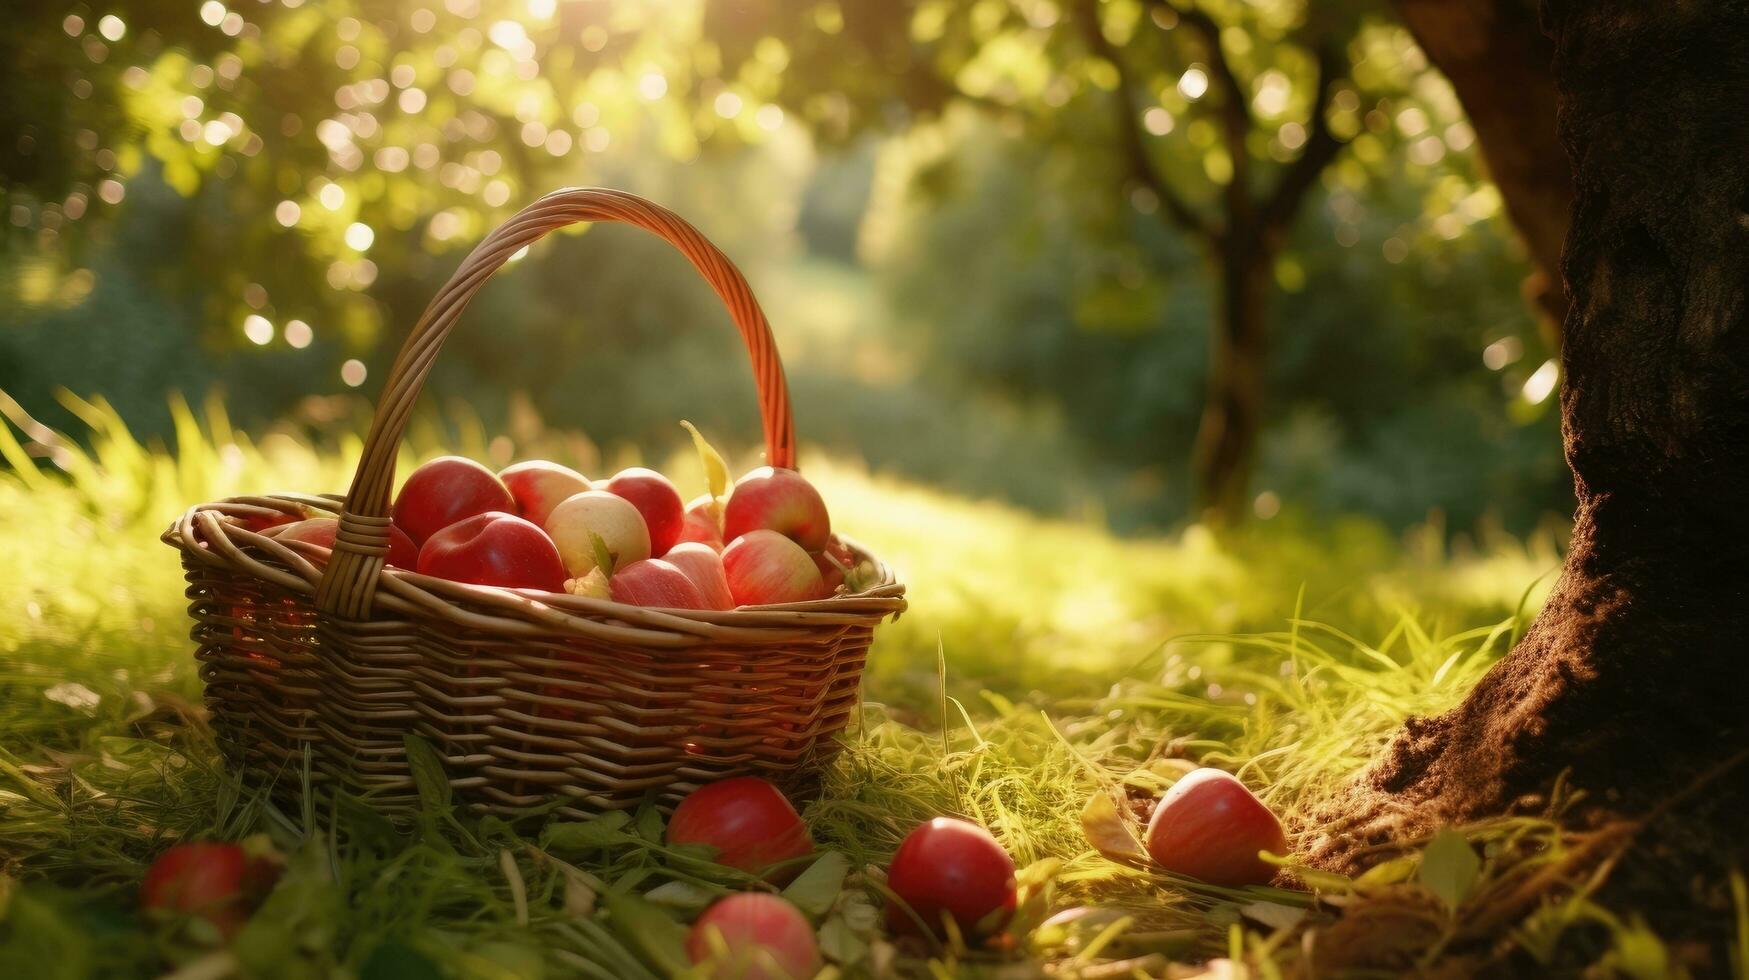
[314,187,796,619]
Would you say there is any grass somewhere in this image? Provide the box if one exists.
[0,391,1720,978]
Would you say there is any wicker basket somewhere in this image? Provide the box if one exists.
[162,188,907,818]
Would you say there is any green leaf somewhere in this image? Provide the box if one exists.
[1238,901,1306,931]
[680,420,730,505]
[643,880,716,912]
[336,792,405,856]
[781,850,850,918]
[541,811,632,853]
[633,802,665,843]
[601,891,692,979]
[360,940,444,980]
[402,735,451,812]
[1080,790,1148,865]
[818,913,868,966]
[1419,828,1481,911]
[590,532,617,578]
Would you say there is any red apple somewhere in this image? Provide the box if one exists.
[677,494,725,551]
[609,558,711,610]
[667,777,814,875]
[722,467,830,551]
[1144,768,1287,887]
[270,517,419,569]
[687,893,821,980]
[812,535,856,594]
[885,817,1017,940]
[499,460,591,528]
[392,456,516,546]
[721,530,827,606]
[663,542,736,610]
[235,507,302,534]
[545,490,651,577]
[603,467,685,556]
[141,842,281,938]
[416,511,567,592]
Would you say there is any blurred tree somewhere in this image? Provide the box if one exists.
[706,0,1488,524]
[714,0,1549,524]
[1313,5,1749,959]
[1390,0,1570,339]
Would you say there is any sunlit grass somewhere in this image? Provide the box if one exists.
[2,393,1681,977]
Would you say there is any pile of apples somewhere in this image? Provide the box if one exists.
[264,454,858,609]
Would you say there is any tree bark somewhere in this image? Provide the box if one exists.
[1191,248,1271,525]
[1393,0,1573,341]
[1308,0,1749,922]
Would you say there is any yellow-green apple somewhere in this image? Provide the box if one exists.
[723,467,830,551]
[499,460,591,528]
[603,467,684,556]
[1144,768,1287,887]
[393,456,515,546]
[270,517,418,569]
[721,530,826,605]
[663,542,735,610]
[677,494,725,551]
[544,490,651,577]
[415,511,567,592]
[608,558,710,610]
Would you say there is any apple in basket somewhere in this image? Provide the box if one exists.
[723,467,831,551]
[608,558,711,610]
[812,534,856,595]
[393,456,516,546]
[603,467,685,557]
[499,459,591,528]
[545,490,651,577]
[416,511,568,592]
[722,530,827,605]
[677,494,726,551]
[663,542,736,610]
[269,517,419,569]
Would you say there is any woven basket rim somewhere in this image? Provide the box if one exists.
[164,492,906,644]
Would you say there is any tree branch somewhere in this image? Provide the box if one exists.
[1074,0,1216,242]
[1257,41,1347,241]
[1149,0,1252,221]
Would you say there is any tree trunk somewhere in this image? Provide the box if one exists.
[1308,0,1749,930]
[1191,248,1270,525]
[1393,0,1572,341]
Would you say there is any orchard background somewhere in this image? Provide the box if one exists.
[3,1,1726,977]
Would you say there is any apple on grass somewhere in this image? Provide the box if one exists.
[722,530,827,606]
[667,778,814,876]
[885,817,1017,941]
[392,456,516,546]
[663,542,736,610]
[603,467,685,556]
[677,494,725,551]
[416,511,567,592]
[1144,767,1287,887]
[723,467,831,551]
[609,558,710,610]
[499,460,591,528]
[544,490,651,577]
[268,517,419,569]
[687,893,821,980]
